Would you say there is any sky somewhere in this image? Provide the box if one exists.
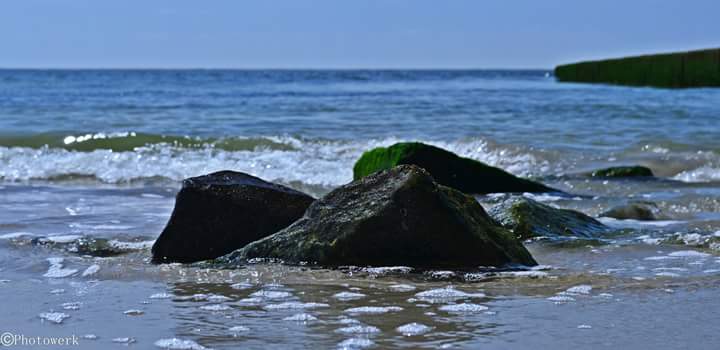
[1,0,719,69]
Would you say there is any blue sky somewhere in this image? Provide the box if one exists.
[1,0,719,68]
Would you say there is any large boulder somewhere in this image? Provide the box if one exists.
[590,166,653,178]
[224,165,537,268]
[487,196,608,239]
[600,201,666,221]
[352,142,556,194]
[152,171,315,263]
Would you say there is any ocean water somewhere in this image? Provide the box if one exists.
[1,70,719,349]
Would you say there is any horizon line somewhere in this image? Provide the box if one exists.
[0,66,552,71]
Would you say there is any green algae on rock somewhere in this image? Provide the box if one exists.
[225,165,537,268]
[555,48,720,88]
[487,196,608,239]
[152,170,314,264]
[590,166,654,178]
[353,142,555,194]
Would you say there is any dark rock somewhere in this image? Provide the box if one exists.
[600,201,666,221]
[487,196,608,239]
[590,166,654,178]
[152,171,315,263]
[225,165,537,268]
[352,142,556,194]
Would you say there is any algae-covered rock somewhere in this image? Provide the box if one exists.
[353,142,555,194]
[487,196,608,239]
[152,171,314,264]
[225,165,537,268]
[600,201,666,221]
[590,166,654,178]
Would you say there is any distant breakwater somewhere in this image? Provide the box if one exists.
[555,48,720,88]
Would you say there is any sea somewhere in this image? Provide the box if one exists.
[0,69,719,349]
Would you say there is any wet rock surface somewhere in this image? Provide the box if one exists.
[226,165,537,268]
[152,171,314,263]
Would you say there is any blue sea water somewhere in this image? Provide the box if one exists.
[1,70,719,350]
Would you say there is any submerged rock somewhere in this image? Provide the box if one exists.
[30,236,147,257]
[352,142,555,194]
[600,201,666,221]
[225,165,537,268]
[487,196,608,239]
[590,166,654,178]
[152,171,314,263]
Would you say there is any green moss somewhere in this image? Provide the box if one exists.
[590,166,653,178]
[353,142,554,194]
[555,48,720,88]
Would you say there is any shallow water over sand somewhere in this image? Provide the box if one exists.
[1,70,719,349]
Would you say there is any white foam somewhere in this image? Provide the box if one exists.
[673,166,720,183]
[43,257,78,278]
[336,325,380,334]
[108,240,154,250]
[200,304,231,311]
[333,292,366,300]
[0,232,34,239]
[388,284,416,292]
[112,338,136,344]
[668,250,711,258]
[362,266,413,275]
[283,313,318,322]
[61,302,81,310]
[655,272,680,278]
[415,287,485,303]
[577,324,593,329]
[396,322,433,336]
[439,303,489,313]
[337,337,375,349]
[39,312,70,324]
[207,295,232,302]
[228,326,250,333]
[50,289,66,294]
[149,292,173,299]
[153,338,206,350]
[45,235,83,243]
[230,282,253,290]
[250,290,293,300]
[565,285,592,295]
[123,309,144,316]
[263,302,329,311]
[81,264,100,277]
[0,137,542,186]
[547,295,575,302]
[344,306,403,314]
[499,270,549,278]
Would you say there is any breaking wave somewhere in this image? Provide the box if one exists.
[0,133,548,187]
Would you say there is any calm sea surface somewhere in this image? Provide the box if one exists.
[1,70,719,349]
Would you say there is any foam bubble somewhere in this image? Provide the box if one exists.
[124,309,145,316]
[43,257,78,278]
[388,284,416,292]
[263,302,329,311]
[565,285,592,295]
[283,313,318,322]
[250,290,293,300]
[668,250,711,258]
[344,306,403,314]
[153,338,206,350]
[229,326,250,333]
[39,312,70,324]
[338,337,375,349]
[112,338,136,344]
[438,303,489,313]
[415,287,485,303]
[333,292,366,301]
[336,325,381,334]
[547,295,575,303]
[149,293,173,299]
[81,264,100,277]
[200,304,231,311]
[396,322,433,336]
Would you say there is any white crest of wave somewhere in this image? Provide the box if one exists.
[0,136,544,188]
[673,166,720,183]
